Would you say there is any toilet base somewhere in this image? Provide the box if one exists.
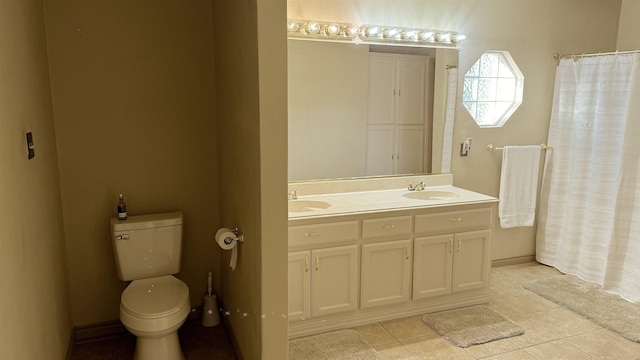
[133,332,184,360]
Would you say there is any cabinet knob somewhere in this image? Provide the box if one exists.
[305,256,309,272]
[382,224,395,229]
[449,217,462,222]
[305,232,320,237]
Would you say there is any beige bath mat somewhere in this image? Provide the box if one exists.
[289,329,383,360]
[524,275,640,342]
[422,305,524,348]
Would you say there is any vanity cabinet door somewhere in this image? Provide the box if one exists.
[361,239,412,309]
[413,230,491,300]
[288,251,311,322]
[310,245,358,318]
[413,235,453,300]
[452,230,491,293]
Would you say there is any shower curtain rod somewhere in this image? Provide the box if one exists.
[554,49,640,60]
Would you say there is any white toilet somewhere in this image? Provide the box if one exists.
[111,212,190,360]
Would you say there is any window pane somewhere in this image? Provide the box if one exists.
[462,51,523,127]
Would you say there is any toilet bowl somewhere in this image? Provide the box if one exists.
[120,275,190,360]
[111,212,189,360]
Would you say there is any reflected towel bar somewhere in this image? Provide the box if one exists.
[486,143,552,151]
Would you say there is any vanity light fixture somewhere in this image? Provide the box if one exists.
[287,19,358,42]
[287,19,465,48]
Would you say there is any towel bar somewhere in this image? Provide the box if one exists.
[486,143,552,151]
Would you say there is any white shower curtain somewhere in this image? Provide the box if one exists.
[536,53,640,303]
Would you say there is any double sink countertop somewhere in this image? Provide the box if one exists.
[288,185,498,220]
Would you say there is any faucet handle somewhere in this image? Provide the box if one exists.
[288,189,298,200]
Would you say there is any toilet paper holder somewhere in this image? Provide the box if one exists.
[225,227,244,245]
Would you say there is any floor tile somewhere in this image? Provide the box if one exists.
[488,288,559,318]
[372,341,419,360]
[523,338,596,359]
[399,335,476,360]
[482,349,538,360]
[71,320,235,360]
[72,336,123,360]
[74,263,640,360]
[464,338,520,359]
[354,322,397,346]
[564,329,640,360]
[381,315,436,341]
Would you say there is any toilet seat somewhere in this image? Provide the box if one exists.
[121,275,189,319]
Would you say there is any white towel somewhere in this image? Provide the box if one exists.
[499,146,542,228]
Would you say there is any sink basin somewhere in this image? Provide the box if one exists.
[402,190,460,201]
[288,200,332,213]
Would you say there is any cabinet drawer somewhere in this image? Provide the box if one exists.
[289,221,358,249]
[362,216,411,241]
[415,208,491,235]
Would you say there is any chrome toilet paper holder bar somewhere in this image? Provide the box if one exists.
[229,227,244,244]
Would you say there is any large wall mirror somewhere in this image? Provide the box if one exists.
[288,39,458,182]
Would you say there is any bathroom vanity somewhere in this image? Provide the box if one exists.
[287,175,498,338]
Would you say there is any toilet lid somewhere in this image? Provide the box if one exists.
[121,275,189,319]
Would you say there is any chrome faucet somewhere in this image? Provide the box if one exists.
[408,181,427,191]
[288,189,298,200]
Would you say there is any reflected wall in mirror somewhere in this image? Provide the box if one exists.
[288,39,458,182]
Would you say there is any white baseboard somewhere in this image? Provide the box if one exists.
[288,290,489,339]
[491,255,536,267]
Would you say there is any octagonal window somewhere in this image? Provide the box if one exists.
[463,51,523,128]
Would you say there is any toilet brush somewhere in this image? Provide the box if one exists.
[202,272,220,327]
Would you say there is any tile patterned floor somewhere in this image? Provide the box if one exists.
[70,319,235,360]
[72,262,640,359]
[352,262,640,360]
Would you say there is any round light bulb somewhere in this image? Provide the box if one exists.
[287,21,300,33]
[306,22,321,34]
[366,26,381,37]
[345,26,358,38]
[438,33,452,42]
[384,28,400,39]
[325,23,340,36]
[454,34,467,42]
[420,31,435,41]
[403,30,418,40]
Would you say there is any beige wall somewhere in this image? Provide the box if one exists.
[288,0,621,261]
[257,1,289,357]
[617,0,640,49]
[0,1,73,358]
[44,0,219,326]
[213,0,288,358]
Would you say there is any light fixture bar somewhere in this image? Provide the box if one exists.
[287,19,465,48]
[287,20,358,42]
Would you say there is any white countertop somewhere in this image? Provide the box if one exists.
[288,185,498,220]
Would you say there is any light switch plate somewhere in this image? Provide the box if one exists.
[26,132,34,160]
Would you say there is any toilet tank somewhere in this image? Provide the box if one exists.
[111,212,183,281]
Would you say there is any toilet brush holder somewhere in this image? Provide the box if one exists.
[202,295,220,327]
